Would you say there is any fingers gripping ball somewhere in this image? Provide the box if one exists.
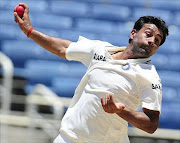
[16,5,25,18]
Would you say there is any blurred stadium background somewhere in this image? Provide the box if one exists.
[0,0,180,143]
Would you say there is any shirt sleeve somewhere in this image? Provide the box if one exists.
[139,79,162,113]
[65,36,97,67]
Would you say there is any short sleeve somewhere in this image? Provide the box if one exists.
[139,80,162,113]
[66,36,96,66]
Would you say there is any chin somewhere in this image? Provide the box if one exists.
[140,49,152,57]
[138,52,151,58]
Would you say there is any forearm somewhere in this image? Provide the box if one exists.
[116,107,158,134]
[101,94,160,134]
[28,29,72,59]
[14,3,72,59]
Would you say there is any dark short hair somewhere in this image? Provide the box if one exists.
[129,16,169,46]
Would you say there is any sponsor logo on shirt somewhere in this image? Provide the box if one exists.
[145,60,151,64]
[152,83,162,90]
[122,64,130,70]
[93,53,106,61]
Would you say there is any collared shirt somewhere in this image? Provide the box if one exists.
[59,36,162,143]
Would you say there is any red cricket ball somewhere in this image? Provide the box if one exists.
[16,5,25,18]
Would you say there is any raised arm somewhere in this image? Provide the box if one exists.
[101,94,160,134]
[14,3,72,59]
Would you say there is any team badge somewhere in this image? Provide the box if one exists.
[122,64,130,70]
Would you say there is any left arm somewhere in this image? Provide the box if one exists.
[101,94,160,134]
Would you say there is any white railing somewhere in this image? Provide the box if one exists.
[26,84,71,143]
[0,51,14,143]
[0,69,180,142]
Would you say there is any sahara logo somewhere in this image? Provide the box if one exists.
[93,53,107,61]
[152,83,162,90]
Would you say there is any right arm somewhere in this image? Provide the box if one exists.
[101,94,160,134]
[14,3,72,59]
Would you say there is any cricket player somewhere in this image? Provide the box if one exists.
[14,3,169,143]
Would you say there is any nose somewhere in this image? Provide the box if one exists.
[148,37,155,46]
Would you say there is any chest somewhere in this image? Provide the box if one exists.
[86,62,138,96]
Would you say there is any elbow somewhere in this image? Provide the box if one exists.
[146,128,157,134]
[49,37,69,58]
[57,48,66,58]
[145,124,158,134]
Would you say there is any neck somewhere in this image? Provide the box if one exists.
[112,45,138,60]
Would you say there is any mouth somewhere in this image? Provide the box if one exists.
[145,46,152,53]
[141,45,152,54]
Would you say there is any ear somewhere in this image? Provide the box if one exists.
[129,29,137,41]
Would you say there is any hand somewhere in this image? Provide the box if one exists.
[14,3,32,35]
[101,94,125,114]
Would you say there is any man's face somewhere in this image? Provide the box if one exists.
[131,24,163,58]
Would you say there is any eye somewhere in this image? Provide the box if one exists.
[155,39,160,46]
[145,32,152,37]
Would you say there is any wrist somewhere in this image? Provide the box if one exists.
[116,106,126,115]
[27,27,34,38]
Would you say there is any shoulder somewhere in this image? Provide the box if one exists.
[77,36,113,47]
[136,59,161,82]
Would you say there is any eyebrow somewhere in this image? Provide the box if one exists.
[146,27,163,41]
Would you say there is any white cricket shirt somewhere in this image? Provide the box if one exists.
[59,36,162,143]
